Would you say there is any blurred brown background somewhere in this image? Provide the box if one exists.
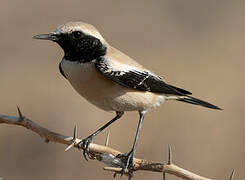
[0,0,244,179]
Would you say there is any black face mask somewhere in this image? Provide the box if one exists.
[57,32,107,63]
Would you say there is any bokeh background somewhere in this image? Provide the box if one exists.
[0,0,244,179]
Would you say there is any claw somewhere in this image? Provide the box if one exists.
[116,150,134,174]
[77,135,93,161]
[128,173,133,180]
[83,150,89,161]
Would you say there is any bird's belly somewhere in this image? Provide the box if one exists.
[61,60,165,111]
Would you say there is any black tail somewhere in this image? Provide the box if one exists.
[177,96,222,110]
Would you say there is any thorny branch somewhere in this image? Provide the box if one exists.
[0,107,235,180]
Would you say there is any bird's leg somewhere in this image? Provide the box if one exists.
[78,111,124,160]
[116,111,145,174]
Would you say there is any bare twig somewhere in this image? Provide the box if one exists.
[0,108,230,180]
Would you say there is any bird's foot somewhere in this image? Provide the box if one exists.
[116,150,135,175]
[77,135,94,161]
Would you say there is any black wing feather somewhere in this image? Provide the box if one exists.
[167,84,192,95]
[95,58,191,96]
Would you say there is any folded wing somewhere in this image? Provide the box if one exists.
[95,57,191,96]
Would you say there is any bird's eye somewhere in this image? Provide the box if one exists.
[72,31,83,39]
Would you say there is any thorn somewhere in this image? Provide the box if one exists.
[65,143,74,152]
[73,125,77,140]
[230,169,235,180]
[65,125,78,152]
[163,172,166,180]
[17,106,24,120]
[64,137,73,141]
[168,145,172,165]
[103,167,122,172]
[105,129,110,146]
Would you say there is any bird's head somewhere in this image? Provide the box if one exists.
[33,22,107,63]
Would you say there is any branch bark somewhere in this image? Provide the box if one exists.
[0,108,232,180]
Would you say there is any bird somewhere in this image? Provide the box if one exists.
[33,21,221,172]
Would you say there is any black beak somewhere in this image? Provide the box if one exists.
[33,33,58,41]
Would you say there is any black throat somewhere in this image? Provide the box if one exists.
[57,34,107,63]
